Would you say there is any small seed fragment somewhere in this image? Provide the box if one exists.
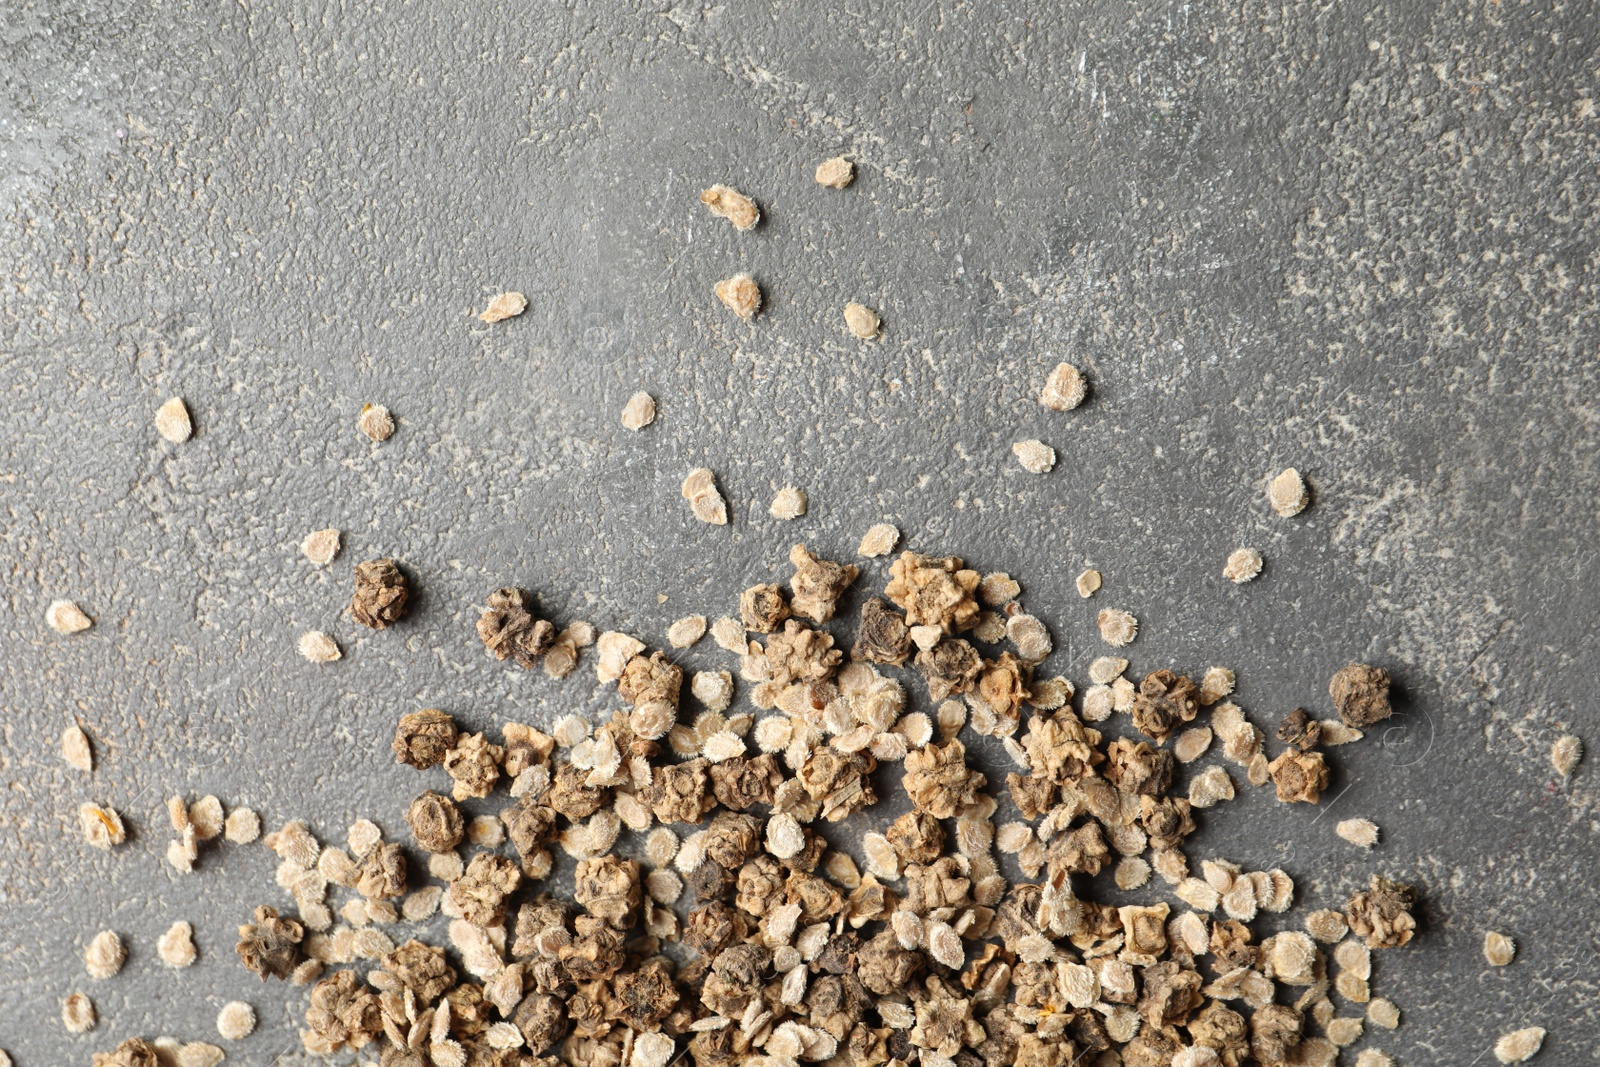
[1493,1027,1545,1063]
[769,486,808,520]
[1552,735,1582,777]
[1483,931,1515,967]
[62,725,93,772]
[1336,818,1379,849]
[300,528,341,566]
[1269,468,1309,516]
[1038,362,1087,411]
[1224,548,1263,583]
[715,274,762,320]
[682,468,730,525]
[62,992,96,1033]
[298,630,342,663]
[217,1000,257,1040]
[858,524,899,557]
[815,157,855,188]
[621,391,657,431]
[158,921,197,967]
[479,291,527,323]
[1076,569,1102,598]
[1097,608,1138,646]
[843,303,880,339]
[155,397,193,443]
[358,403,395,442]
[1012,439,1056,474]
[80,803,126,849]
[47,600,93,634]
[700,184,760,230]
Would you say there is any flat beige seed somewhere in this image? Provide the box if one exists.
[1172,728,1213,764]
[858,523,899,557]
[298,630,341,663]
[1336,818,1379,848]
[1326,1018,1364,1046]
[155,397,193,443]
[216,1001,256,1040]
[700,184,760,230]
[157,922,197,968]
[681,468,729,525]
[300,528,341,565]
[769,486,807,520]
[668,615,708,648]
[1305,909,1348,943]
[62,992,96,1033]
[1224,547,1263,583]
[1038,362,1087,411]
[1366,998,1400,1029]
[62,725,93,772]
[358,403,395,442]
[1269,467,1309,516]
[1012,439,1056,474]
[1199,666,1235,705]
[1088,657,1127,684]
[224,807,261,844]
[80,803,125,849]
[814,156,855,188]
[620,391,657,431]
[843,303,880,339]
[1494,1026,1546,1063]
[1552,734,1582,777]
[1097,608,1138,646]
[1484,931,1516,967]
[177,1043,225,1067]
[1114,856,1151,889]
[479,291,527,323]
[84,930,125,979]
[46,600,93,634]
[715,274,762,320]
[1076,568,1102,598]
[1356,1053,1394,1067]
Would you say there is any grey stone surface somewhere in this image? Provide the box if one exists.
[3,0,1598,1062]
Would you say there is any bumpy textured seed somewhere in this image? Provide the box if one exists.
[1038,362,1088,411]
[358,403,395,442]
[217,1000,257,1040]
[715,274,762,320]
[300,528,341,565]
[1493,1027,1545,1063]
[1552,734,1583,777]
[843,303,881,339]
[1269,468,1309,516]
[769,486,808,520]
[858,524,899,557]
[1097,609,1138,646]
[1224,548,1263,583]
[814,157,855,188]
[1012,439,1056,474]
[1483,931,1515,967]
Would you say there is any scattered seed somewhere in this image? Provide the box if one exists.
[478,291,527,323]
[177,1042,225,1067]
[814,157,855,188]
[1076,569,1102,598]
[298,630,342,663]
[858,523,899,557]
[84,930,126,979]
[1269,468,1309,517]
[155,397,193,443]
[1038,363,1088,411]
[216,1000,256,1040]
[667,615,708,648]
[769,486,808,520]
[1172,728,1213,764]
[1336,818,1379,848]
[1199,667,1235,705]
[61,725,93,772]
[1326,1018,1365,1046]
[79,803,125,849]
[1355,1053,1393,1067]
[158,921,197,967]
[1012,439,1056,474]
[1097,608,1138,646]
[62,992,96,1033]
[1305,909,1349,943]
[1114,857,1151,890]
[1552,735,1582,777]
[358,403,395,442]
[1484,931,1516,967]
[46,599,93,634]
[715,274,762,319]
[1493,1027,1545,1063]
[682,468,730,525]
[300,528,341,566]
[843,303,880,339]
[224,807,261,844]
[700,184,760,230]
[608,392,657,436]
[1188,766,1236,808]
[1224,548,1263,583]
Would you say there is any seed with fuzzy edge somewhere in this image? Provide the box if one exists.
[1012,440,1056,474]
[1483,931,1515,967]
[1038,363,1087,411]
[858,524,899,558]
[216,1000,256,1040]
[62,992,96,1033]
[47,600,93,634]
[1224,548,1263,583]
[358,404,395,442]
[1269,468,1309,516]
[715,274,762,320]
[1493,1027,1545,1063]
[769,487,807,520]
[1552,735,1582,777]
[1097,608,1137,646]
[299,630,342,663]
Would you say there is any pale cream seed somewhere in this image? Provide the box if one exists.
[84,930,126,979]
[667,615,708,648]
[1076,568,1102,598]
[1038,362,1088,411]
[46,600,93,634]
[1483,931,1516,967]
[1012,439,1056,474]
[1097,608,1138,647]
[224,807,261,844]
[843,303,880,339]
[62,992,96,1033]
[715,274,762,320]
[216,1000,257,1040]
[620,391,657,431]
[858,523,900,557]
[814,156,855,188]
[1366,998,1400,1029]
[769,486,808,520]
[155,397,193,443]
[298,630,341,663]
[1269,467,1309,516]
[479,291,528,323]
[1552,734,1583,777]
[157,922,197,968]
[1336,818,1380,848]
[1493,1026,1545,1063]
[61,725,93,772]
[1224,547,1263,583]
[300,528,341,565]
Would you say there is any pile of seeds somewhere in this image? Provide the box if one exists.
[105,541,1432,1067]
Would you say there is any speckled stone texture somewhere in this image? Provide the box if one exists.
[3,1,1598,1063]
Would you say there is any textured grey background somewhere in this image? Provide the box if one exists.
[3,0,1598,1063]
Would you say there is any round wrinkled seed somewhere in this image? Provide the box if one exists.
[1097,609,1137,646]
[1224,547,1263,583]
[358,403,395,442]
[620,391,657,431]
[155,396,193,443]
[224,807,261,844]
[217,1000,256,1040]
